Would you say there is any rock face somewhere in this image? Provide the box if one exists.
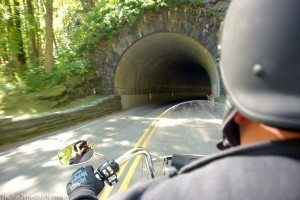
[88,1,230,95]
[0,96,122,146]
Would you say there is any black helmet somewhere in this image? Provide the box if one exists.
[219,0,300,147]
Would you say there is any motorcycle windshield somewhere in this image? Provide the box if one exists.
[148,100,225,157]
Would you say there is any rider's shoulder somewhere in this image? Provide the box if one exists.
[180,139,300,174]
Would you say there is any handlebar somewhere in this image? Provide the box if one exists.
[95,147,155,186]
[115,147,155,178]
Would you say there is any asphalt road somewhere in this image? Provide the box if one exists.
[121,100,224,191]
[0,104,173,199]
[99,100,224,197]
[0,101,224,199]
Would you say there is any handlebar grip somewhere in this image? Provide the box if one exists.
[96,160,119,186]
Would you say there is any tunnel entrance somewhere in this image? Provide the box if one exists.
[114,33,220,108]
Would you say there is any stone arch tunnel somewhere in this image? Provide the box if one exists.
[89,2,229,109]
[114,32,219,108]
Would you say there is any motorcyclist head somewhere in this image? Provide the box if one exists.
[219,0,300,148]
[74,140,91,155]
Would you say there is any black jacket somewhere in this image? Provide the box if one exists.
[76,139,300,200]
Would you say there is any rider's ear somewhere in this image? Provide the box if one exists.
[234,112,247,124]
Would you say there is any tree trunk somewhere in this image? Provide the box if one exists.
[13,0,26,66]
[0,0,8,62]
[44,0,54,73]
[80,0,96,11]
[26,0,40,65]
[3,0,20,75]
[34,0,44,61]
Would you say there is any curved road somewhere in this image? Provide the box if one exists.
[118,100,224,192]
[0,104,173,199]
[0,101,224,199]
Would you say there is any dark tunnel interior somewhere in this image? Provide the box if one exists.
[114,33,219,108]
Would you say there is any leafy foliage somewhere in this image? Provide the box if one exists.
[1,0,206,94]
[64,0,205,54]
[24,57,91,92]
[51,0,205,93]
[203,9,219,17]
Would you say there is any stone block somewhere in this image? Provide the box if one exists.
[205,36,217,51]
[125,34,135,46]
[182,23,194,36]
[114,43,125,56]
[213,1,230,12]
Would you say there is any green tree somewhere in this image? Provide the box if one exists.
[2,0,21,75]
[25,0,40,65]
[0,0,8,63]
[13,0,26,66]
[44,0,54,73]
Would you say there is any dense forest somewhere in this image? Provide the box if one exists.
[0,0,204,115]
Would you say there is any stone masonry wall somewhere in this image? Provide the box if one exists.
[0,96,122,146]
[87,0,230,94]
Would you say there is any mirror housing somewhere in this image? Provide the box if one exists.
[58,140,95,166]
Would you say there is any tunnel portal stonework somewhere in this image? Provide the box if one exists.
[88,1,230,108]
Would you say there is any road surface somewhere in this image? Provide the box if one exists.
[0,104,173,199]
[0,101,224,199]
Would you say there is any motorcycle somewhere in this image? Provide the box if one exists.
[57,100,225,197]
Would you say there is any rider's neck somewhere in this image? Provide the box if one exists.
[235,114,300,145]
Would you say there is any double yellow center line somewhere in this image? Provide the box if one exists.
[118,118,158,192]
[99,111,164,199]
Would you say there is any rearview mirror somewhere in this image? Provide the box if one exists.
[58,140,95,166]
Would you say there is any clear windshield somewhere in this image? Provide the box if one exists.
[147,100,225,157]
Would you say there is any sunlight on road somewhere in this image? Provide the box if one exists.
[0,123,101,197]
[42,159,60,167]
[2,176,37,193]
[157,118,222,128]
[0,104,169,197]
